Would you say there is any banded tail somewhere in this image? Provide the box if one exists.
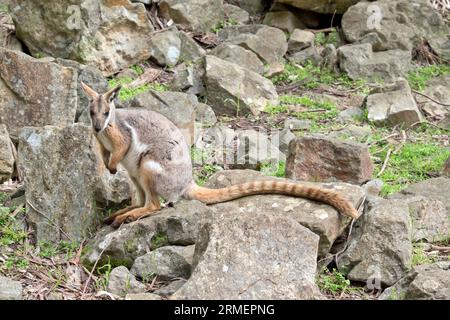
[184,180,359,219]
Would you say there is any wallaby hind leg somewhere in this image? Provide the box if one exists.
[104,177,146,225]
[109,171,162,228]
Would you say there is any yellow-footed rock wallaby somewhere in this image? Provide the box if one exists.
[81,83,360,228]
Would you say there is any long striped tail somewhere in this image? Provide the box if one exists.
[183,180,359,219]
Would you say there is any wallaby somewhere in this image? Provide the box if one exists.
[81,83,360,228]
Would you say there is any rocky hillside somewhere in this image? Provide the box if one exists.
[0,0,449,300]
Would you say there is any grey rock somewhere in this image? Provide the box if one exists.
[179,31,206,63]
[153,279,186,297]
[444,157,450,177]
[81,200,212,269]
[0,49,78,138]
[288,46,322,65]
[194,103,217,127]
[0,124,14,182]
[337,107,363,122]
[171,61,206,96]
[229,0,268,14]
[224,4,250,25]
[107,266,146,297]
[276,0,361,14]
[415,74,450,120]
[206,170,364,256]
[284,118,312,131]
[0,10,22,51]
[123,91,196,145]
[263,11,306,33]
[209,43,264,74]
[288,29,315,53]
[204,55,278,116]
[219,24,288,66]
[338,43,412,82]
[379,262,450,300]
[337,198,412,287]
[286,135,374,184]
[270,128,295,155]
[125,293,162,300]
[342,0,450,60]
[149,28,182,67]
[18,125,131,243]
[11,0,154,76]
[131,245,195,281]
[172,211,322,299]
[320,44,339,72]
[366,78,423,127]
[159,0,224,33]
[362,179,384,198]
[0,276,22,300]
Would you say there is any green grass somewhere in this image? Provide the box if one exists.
[407,64,450,91]
[150,232,168,250]
[108,77,168,101]
[374,142,450,196]
[265,95,339,122]
[272,62,369,93]
[130,64,145,76]
[411,243,438,267]
[38,240,79,259]
[95,260,113,291]
[260,161,286,178]
[0,205,27,247]
[210,19,238,33]
[314,29,340,47]
[317,267,354,296]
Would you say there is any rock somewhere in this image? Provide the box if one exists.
[342,0,450,60]
[286,135,374,184]
[125,293,162,300]
[0,124,14,182]
[338,43,412,82]
[159,0,224,33]
[171,62,205,96]
[444,157,450,177]
[400,196,448,243]
[270,128,295,155]
[56,58,108,124]
[195,126,285,170]
[81,200,212,269]
[179,31,206,63]
[11,0,154,76]
[379,262,450,300]
[337,198,412,287]
[172,211,322,299]
[131,245,195,281]
[224,4,250,25]
[0,276,22,300]
[362,179,383,198]
[288,46,321,65]
[149,28,181,67]
[327,125,372,142]
[209,43,264,75]
[320,44,339,72]
[229,0,268,14]
[205,170,365,256]
[204,55,278,116]
[264,62,285,78]
[366,78,423,127]
[153,279,186,297]
[194,103,217,127]
[415,74,450,120]
[0,11,22,51]
[107,266,146,297]
[284,118,311,131]
[219,25,288,66]
[123,91,196,145]
[0,49,78,138]
[288,29,315,53]
[276,0,360,14]
[18,124,131,243]
[337,106,363,122]
[262,11,305,33]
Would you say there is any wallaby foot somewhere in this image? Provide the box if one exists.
[104,205,139,225]
[110,206,160,228]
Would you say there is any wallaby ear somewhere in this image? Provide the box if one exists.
[105,85,122,103]
[80,82,98,99]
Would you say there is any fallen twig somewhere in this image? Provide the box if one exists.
[377,148,393,177]
[412,89,450,107]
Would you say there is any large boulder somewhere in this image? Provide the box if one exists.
[366,78,424,127]
[81,200,212,269]
[122,91,196,145]
[0,276,22,300]
[204,55,278,116]
[159,0,224,33]
[262,11,305,33]
[228,0,268,14]
[172,211,322,299]
[206,170,364,256]
[209,43,264,75]
[18,125,131,244]
[286,135,374,185]
[342,0,450,60]
[0,10,22,51]
[379,262,450,300]
[219,25,288,66]
[148,28,181,67]
[338,43,412,82]
[0,49,78,138]
[0,124,14,183]
[276,0,360,14]
[11,0,154,76]
[337,198,412,287]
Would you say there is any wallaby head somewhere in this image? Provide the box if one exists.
[81,82,122,133]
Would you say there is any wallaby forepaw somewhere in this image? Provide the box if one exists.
[108,167,117,175]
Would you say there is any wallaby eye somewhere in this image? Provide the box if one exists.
[104,111,109,117]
